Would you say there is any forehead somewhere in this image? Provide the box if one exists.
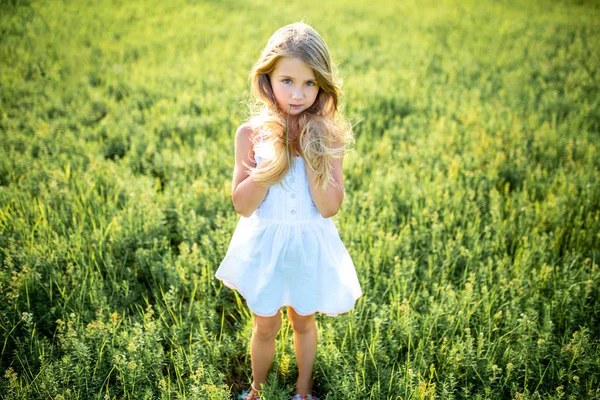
[273,57,316,79]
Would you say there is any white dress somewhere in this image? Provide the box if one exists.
[215,134,362,317]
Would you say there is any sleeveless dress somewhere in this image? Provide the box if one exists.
[215,133,363,317]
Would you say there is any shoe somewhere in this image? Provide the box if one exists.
[238,390,260,400]
[292,395,319,400]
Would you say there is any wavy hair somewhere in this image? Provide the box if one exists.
[244,22,354,191]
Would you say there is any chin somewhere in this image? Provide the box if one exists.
[285,109,303,116]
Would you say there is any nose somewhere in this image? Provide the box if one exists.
[291,86,303,100]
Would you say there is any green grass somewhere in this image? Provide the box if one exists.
[1,0,599,398]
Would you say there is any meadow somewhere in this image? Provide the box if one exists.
[1,0,599,398]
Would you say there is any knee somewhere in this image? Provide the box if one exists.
[253,312,282,341]
[289,309,315,334]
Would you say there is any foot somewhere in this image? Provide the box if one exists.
[238,389,260,400]
[238,383,261,400]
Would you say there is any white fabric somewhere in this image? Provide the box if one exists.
[215,134,362,317]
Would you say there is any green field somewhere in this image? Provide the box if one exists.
[1,0,600,398]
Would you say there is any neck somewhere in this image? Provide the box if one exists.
[284,115,299,138]
[284,112,300,158]
[284,111,299,122]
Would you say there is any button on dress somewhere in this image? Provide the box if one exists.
[215,134,363,317]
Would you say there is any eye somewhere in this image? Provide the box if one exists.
[306,81,316,87]
[282,79,292,84]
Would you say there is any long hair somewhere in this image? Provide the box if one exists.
[244,22,354,191]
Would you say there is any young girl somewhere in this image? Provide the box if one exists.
[215,22,362,400]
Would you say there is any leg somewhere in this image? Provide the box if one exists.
[287,306,318,395]
[250,310,282,395]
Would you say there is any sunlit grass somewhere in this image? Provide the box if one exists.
[1,0,599,398]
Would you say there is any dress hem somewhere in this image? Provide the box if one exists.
[216,275,362,317]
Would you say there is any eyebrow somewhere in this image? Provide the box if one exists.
[278,75,316,82]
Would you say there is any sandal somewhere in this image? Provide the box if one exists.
[292,395,319,400]
[238,390,260,400]
[238,383,261,400]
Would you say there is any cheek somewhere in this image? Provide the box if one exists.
[274,83,288,99]
[270,87,282,105]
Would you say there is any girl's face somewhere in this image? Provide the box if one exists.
[269,56,319,117]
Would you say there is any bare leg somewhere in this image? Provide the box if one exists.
[288,306,317,395]
[249,310,282,396]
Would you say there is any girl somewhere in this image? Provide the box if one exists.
[215,22,362,400]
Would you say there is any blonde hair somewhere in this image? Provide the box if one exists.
[244,22,354,191]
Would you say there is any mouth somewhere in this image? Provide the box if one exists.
[290,104,303,109]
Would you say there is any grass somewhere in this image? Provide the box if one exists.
[1,0,599,398]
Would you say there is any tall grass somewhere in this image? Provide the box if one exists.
[1,0,599,398]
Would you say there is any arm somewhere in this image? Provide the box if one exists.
[231,125,269,217]
[305,145,345,218]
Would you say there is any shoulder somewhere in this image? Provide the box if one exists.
[234,124,259,166]
[235,123,255,140]
[235,123,257,152]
